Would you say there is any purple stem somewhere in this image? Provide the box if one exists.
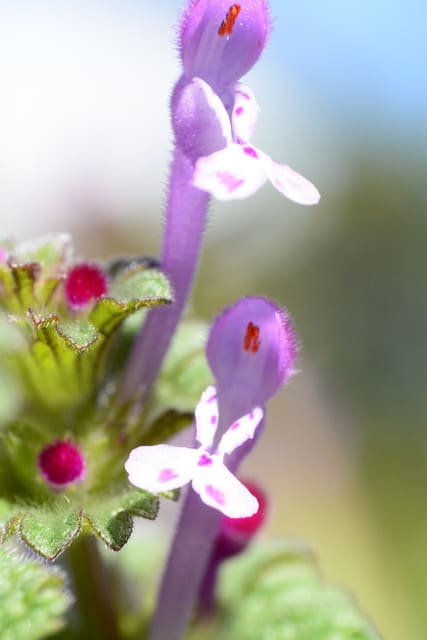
[197,552,221,617]
[150,396,263,640]
[119,146,209,402]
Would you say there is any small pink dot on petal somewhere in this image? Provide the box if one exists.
[198,454,213,467]
[216,171,245,193]
[205,484,226,506]
[231,421,240,431]
[158,468,178,483]
[243,146,258,159]
[235,106,244,116]
[210,415,217,425]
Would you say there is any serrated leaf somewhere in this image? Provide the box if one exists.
[85,508,133,551]
[84,487,159,551]
[90,267,172,336]
[19,506,82,560]
[218,542,381,640]
[111,266,172,304]
[57,320,98,351]
[16,313,100,409]
[0,546,71,640]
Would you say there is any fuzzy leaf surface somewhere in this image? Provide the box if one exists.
[219,541,382,640]
[19,505,83,560]
[84,487,159,551]
[0,546,71,640]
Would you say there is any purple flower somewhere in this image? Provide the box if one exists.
[125,386,263,518]
[147,296,299,640]
[179,1,271,91]
[120,1,315,404]
[207,296,298,414]
[190,82,320,204]
[173,1,320,205]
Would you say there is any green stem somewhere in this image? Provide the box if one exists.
[67,536,121,640]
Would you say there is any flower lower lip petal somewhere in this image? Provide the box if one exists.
[193,143,267,200]
[192,460,259,518]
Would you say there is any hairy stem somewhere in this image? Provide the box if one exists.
[67,536,121,640]
[119,147,209,403]
[149,397,249,640]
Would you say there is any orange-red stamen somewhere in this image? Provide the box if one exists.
[244,321,261,353]
[218,4,241,37]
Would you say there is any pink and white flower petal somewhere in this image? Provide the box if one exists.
[265,159,321,205]
[195,385,219,449]
[172,77,232,162]
[217,406,264,457]
[232,84,260,143]
[192,459,259,518]
[125,444,199,493]
[193,144,267,200]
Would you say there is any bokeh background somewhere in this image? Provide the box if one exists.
[1,1,426,638]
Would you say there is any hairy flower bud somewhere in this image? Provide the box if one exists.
[207,296,298,410]
[38,440,85,487]
[179,1,270,90]
[65,262,108,310]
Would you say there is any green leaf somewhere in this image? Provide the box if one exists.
[16,313,101,410]
[84,487,159,551]
[111,266,172,304]
[154,319,213,414]
[0,545,71,640]
[1,486,160,557]
[218,541,381,640]
[90,267,172,336]
[57,320,99,351]
[19,505,82,560]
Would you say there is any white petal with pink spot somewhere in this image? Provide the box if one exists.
[218,406,263,457]
[195,385,218,449]
[124,387,264,517]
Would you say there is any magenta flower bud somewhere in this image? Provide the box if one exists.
[198,479,267,615]
[179,1,270,90]
[38,440,85,488]
[65,262,108,310]
[215,479,267,558]
[207,296,298,410]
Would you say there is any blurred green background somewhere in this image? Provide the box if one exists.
[1,1,426,638]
